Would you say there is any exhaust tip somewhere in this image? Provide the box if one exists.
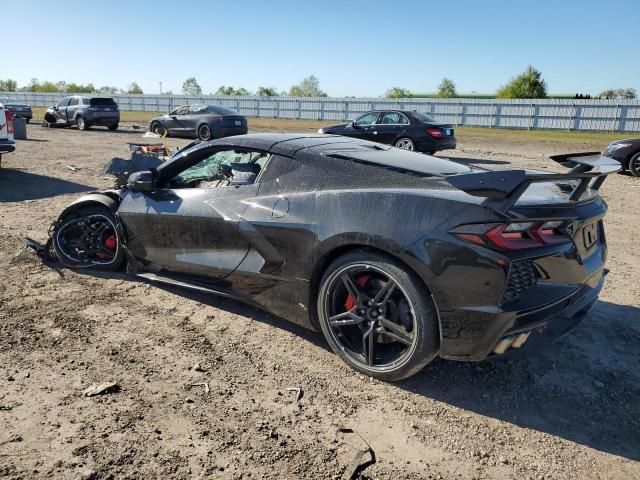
[492,331,531,355]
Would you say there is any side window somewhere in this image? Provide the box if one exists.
[69,97,79,106]
[381,112,409,125]
[354,112,379,126]
[56,97,71,108]
[169,149,271,188]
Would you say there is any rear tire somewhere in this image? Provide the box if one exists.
[76,116,88,131]
[628,152,640,177]
[108,124,118,131]
[317,250,439,381]
[150,121,166,136]
[52,205,125,271]
[198,124,212,141]
[395,137,415,151]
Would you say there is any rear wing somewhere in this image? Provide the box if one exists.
[446,152,620,212]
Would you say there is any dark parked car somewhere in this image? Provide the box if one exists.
[0,97,32,123]
[149,104,248,141]
[43,96,119,131]
[603,138,640,176]
[40,134,618,381]
[319,110,456,153]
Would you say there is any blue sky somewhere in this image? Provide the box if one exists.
[6,0,639,96]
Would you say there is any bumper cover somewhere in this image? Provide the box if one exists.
[0,140,16,154]
[440,269,605,361]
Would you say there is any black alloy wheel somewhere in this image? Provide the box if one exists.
[317,250,439,381]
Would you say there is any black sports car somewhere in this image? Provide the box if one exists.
[149,104,248,141]
[0,97,32,123]
[319,110,456,154]
[40,134,619,381]
[603,137,640,176]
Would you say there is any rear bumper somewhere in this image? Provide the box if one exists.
[416,136,457,152]
[439,268,605,361]
[0,140,16,154]
[87,113,120,125]
[213,126,248,138]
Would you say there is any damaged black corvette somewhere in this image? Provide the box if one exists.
[37,134,620,380]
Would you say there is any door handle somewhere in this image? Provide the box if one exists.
[373,131,378,135]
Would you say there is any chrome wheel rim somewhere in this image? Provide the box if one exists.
[396,139,414,151]
[56,214,119,266]
[77,117,85,130]
[322,263,418,371]
[632,156,640,175]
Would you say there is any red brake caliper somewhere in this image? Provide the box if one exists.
[96,234,117,259]
[344,275,370,311]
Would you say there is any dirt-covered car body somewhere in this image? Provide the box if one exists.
[48,134,619,379]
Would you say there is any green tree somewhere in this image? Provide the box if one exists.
[126,82,143,94]
[182,77,201,95]
[66,82,96,93]
[384,87,412,98]
[256,86,278,96]
[0,79,18,91]
[436,78,457,98]
[289,75,327,97]
[496,66,547,99]
[215,86,251,96]
[99,86,119,94]
[36,81,61,93]
[599,87,636,99]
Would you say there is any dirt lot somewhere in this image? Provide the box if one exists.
[1,123,639,480]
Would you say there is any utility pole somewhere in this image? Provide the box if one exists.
[159,82,163,95]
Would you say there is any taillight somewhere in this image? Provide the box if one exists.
[6,111,13,134]
[454,221,569,250]
[427,128,443,138]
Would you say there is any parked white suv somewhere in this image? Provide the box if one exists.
[0,102,16,167]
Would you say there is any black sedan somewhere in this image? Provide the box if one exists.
[603,138,640,176]
[149,104,248,141]
[0,97,32,123]
[319,110,456,154]
[40,134,618,381]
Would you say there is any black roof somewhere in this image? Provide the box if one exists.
[206,134,472,177]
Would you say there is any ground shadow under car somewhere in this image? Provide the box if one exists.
[0,169,95,202]
[397,300,640,461]
[59,265,640,461]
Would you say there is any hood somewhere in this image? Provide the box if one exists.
[321,122,349,132]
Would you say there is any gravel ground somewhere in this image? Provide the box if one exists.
[0,123,639,480]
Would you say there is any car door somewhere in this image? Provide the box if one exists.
[344,112,381,141]
[376,111,410,145]
[66,97,80,123]
[54,97,71,123]
[163,105,187,135]
[117,148,265,282]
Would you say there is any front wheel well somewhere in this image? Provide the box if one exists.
[308,244,434,330]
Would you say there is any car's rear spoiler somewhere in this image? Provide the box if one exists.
[446,152,620,212]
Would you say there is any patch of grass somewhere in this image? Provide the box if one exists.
[28,107,630,146]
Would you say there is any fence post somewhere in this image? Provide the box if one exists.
[614,103,621,132]
[296,99,301,119]
[275,99,280,118]
[344,101,350,121]
[319,100,324,121]
[256,98,260,117]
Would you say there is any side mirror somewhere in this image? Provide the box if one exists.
[53,105,58,111]
[127,170,155,192]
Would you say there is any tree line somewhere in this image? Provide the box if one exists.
[385,66,637,100]
[1,70,636,100]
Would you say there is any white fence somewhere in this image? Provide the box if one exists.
[3,92,640,132]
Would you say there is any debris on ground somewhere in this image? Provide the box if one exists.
[285,387,304,402]
[188,382,210,394]
[82,382,120,397]
[193,363,207,372]
[0,435,23,446]
[65,165,79,172]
